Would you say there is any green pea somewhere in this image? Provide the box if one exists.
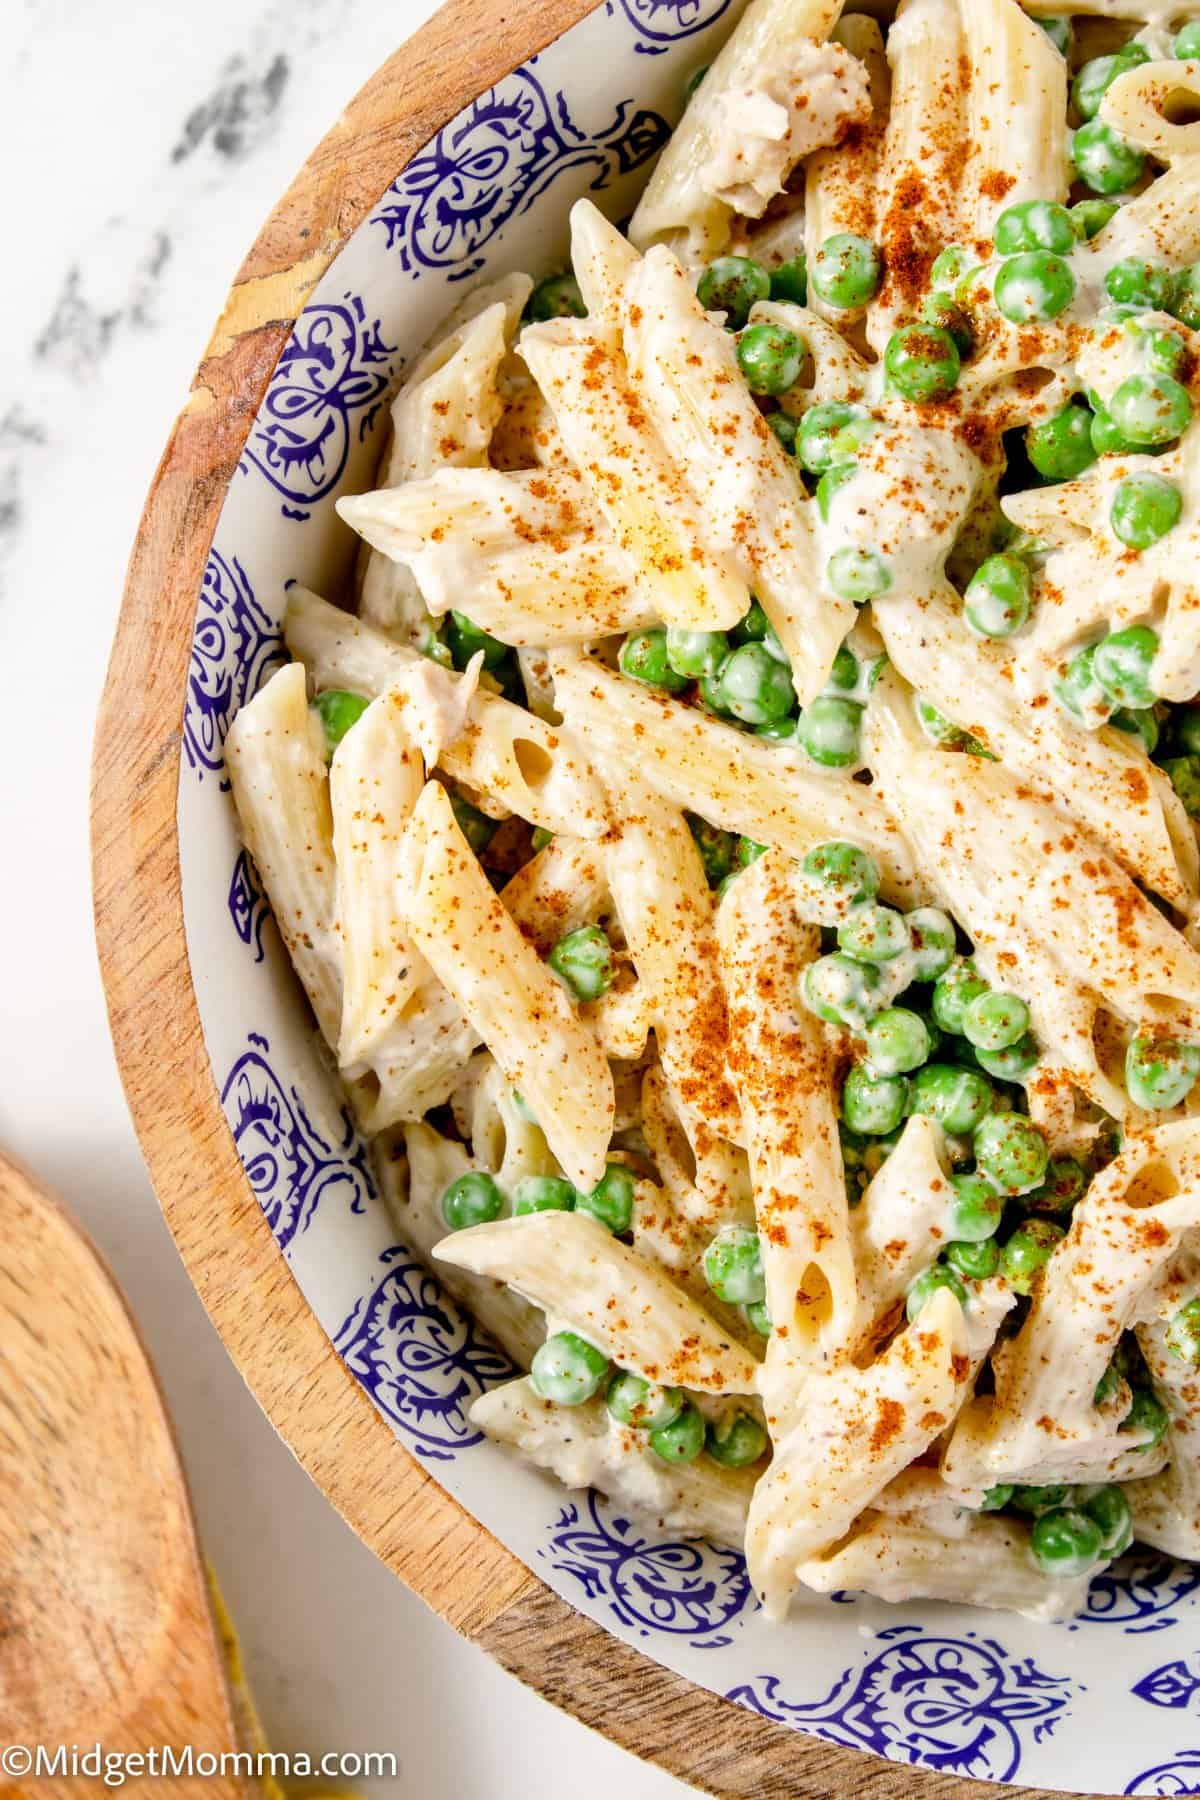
[530,827,554,855]
[619,628,689,691]
[994,252,1075,325]
[994,199,1075,256]
[698,672,735,717]
[441,1171,505,1230]
[1122,1385,1170,1447]
[1113,371,1193,446]
[974,1111,1049,1195]
[687,814,736,886]
[827,645,861,692]
[738,321,805,395]
[842,1065,909,1134]
[1073,45,1150,121]
[312,688,369,756]
[769,255,808,305]
[420,629,453,668]
[513,1175,577,1215]
[768,411,799,454]
[999,1218,1065,1292]
[1082,1483,1133,1555]
[528,273,586,321]
[1054,643,1109,721]
[932,959,988,1033]
[696,255,770,328]
[732,599,771,643]
[577,1163,636,1234]
[1031,1507,1105,1576]
[1071,198,1119,240]
[1106,257,1175,311]
[1072,119,1145,193]
[931,245,972,290]
[816,462,860,521]
[884,323,961,403]
[910,1064,994,1134]
[906,1263,969,1322]
[802,841,880,904]
[949,1171,1005,1242]
[980,1482,1015,1510]
[531,1330,609,1404]
[795,696,864,767]
[706,1411,770,1467]
[1166,1297,1200,1362]
[826,546,892,603]
[964,553,1032,637]
[717,643,796,725]
[797,401,866,473]
[810,233,881,309]
[1111,706,1160,754]
[606,1371,684,1430]
[1111,473,1182,550]
[975,1033,1040,1083]
[838,902,910,964]
[1094,1361,1127,1409]
[1037,14,1072,54]
[1126,1034,1200,1108]
[665,628,729,680]
[1027,401,1097,480]
[1176,19,1200,55]
[1177,705,1200,754]
[803,951,882,1029]
[865,1008,932,1076]
[703,1224,765,1305]
[447,792,497,855]
[649,1401,706,1464]
[737,836,767,868]
[1170,262,1200,329]
[1011,1482,1071,1514]
[921,295,974,358]
[963,991,1030,1052]
[1089,399,1139,457]
[945,1237,1001,1279]
[745,1298,772,1337]
[548,924,614,1001]
[447,610,509,670]
[1135,322,1187,375]
[1093,625,1159,709]
[1162,755,1200,815]
[1028,1155,1087,1216]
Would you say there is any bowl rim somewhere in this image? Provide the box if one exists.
[89,3,1078,1793]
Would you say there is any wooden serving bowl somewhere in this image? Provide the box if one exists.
[90,4,1135,1794]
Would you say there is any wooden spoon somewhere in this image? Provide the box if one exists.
[0,1151,255,1797]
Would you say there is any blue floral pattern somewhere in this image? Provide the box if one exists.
[1125,1753,1200,1795]
[728,1626,1075,1783]
[334,1247,518,1461]
[183,547,285,782]
[1134,1653,1200,1713]
[371,67,669,279]
[541,1491,752,1645]
[239,294,397,518]
[227,849,270,962]
[611,0,735,54]
[1080,1552,1200,1634]
[220,1033,374,1251]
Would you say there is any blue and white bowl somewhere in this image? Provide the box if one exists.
[174,4,1200,1790]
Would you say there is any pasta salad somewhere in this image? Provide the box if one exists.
[227,0,1200,1623]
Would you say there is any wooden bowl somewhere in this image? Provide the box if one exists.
[90,5,1125,1795]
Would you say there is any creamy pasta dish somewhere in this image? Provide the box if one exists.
[226,0,1200,1622]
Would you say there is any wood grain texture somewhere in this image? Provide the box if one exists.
[89,4,1103,1795]
[0,1153,251,1800]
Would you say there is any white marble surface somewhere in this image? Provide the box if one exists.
[0,6,694,1794]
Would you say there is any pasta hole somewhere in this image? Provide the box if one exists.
[1160,86,1200,126]
[792,1262,833,1338]
[1124,1161,1179,1210]
[513,738,554,791]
